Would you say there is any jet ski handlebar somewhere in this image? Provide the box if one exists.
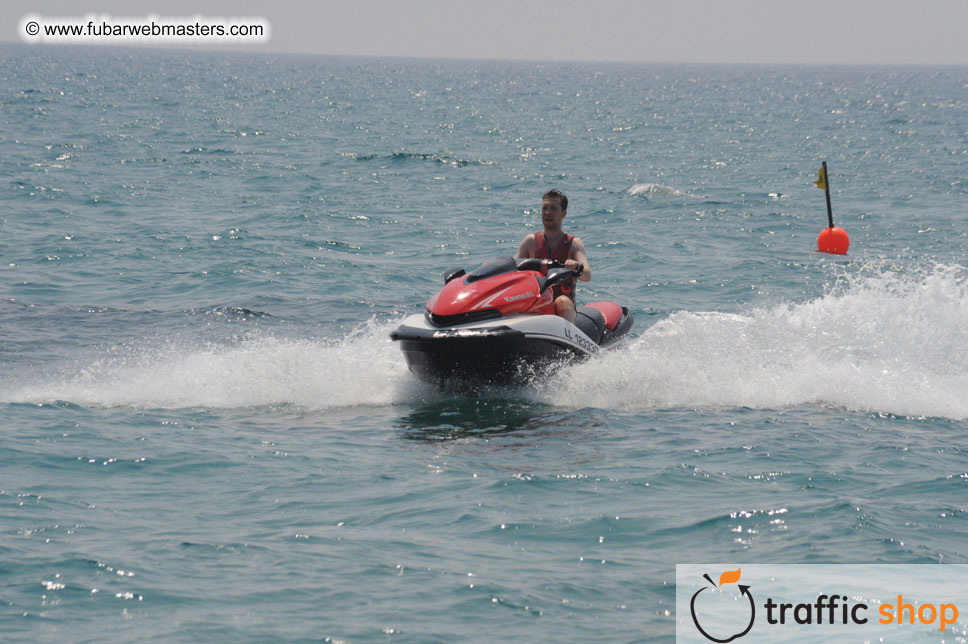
[515,257,584,277]
[514,258,582,295]
[443,257,582,285]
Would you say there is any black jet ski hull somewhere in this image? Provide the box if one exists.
[391,307,633,386]
[392,325,583,385]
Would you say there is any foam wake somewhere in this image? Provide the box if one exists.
[6,264,968,419]
[546,263,968,420]
[2,320,418,410]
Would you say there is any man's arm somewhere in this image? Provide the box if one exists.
[515,234,536,259]
[568,237,591,282]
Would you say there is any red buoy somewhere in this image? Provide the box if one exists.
[817,226,849,255]
[813,162,849,255]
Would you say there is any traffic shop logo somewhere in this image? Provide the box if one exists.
[689,568,755,643]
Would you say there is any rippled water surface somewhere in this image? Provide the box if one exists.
[2,44,967,642]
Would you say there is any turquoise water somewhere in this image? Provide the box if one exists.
[2,44,967,642]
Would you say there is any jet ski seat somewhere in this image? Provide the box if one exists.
[574,306,606,344]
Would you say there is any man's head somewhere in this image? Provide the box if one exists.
[541,190,568,233]
[543,190,568,212]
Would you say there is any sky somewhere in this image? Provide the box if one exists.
[3,0,968,65]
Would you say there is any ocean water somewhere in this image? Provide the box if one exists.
[1,43,967,643]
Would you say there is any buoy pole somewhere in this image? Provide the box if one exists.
[822,161,834,228]
[815,161,849,254]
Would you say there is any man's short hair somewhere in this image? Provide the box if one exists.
[543,189,567,211]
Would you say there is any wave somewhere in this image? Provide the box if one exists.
[545,263,968,420]
[345,151,492,167]
[6,264,968,419]
[190,305,274,320]
[1,321,417,410]
[627,182,696,198]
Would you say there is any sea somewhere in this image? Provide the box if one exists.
[1,43,967,643]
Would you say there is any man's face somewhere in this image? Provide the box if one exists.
[541,197,566,229]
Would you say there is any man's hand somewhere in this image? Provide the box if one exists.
[563,259,584,276]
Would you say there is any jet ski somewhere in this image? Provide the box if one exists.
[390,256,634,385]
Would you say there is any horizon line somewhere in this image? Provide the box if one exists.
[2,40,967,68]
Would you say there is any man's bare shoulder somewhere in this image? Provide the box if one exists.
[516,233,537,258]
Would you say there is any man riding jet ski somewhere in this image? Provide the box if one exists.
[391,190,633,385]
[514,189,590,324]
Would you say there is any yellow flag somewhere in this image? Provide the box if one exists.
[814,165,827,190]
